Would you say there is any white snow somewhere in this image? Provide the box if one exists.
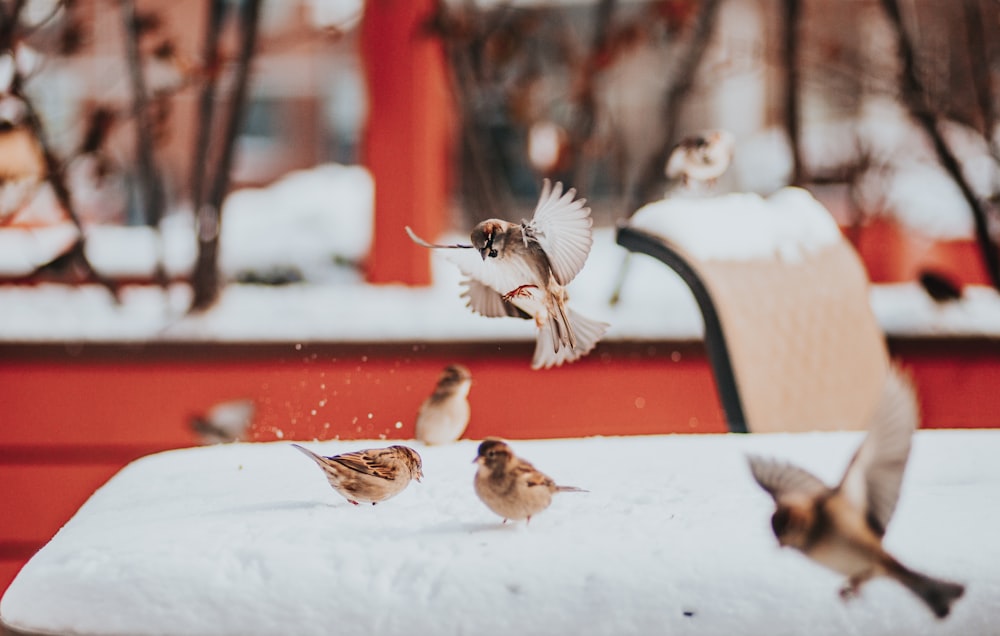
[2,432,997,635]
[628,187,843,263]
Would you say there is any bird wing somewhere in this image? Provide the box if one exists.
[838,366,919,536]
[747,455,828,505]
[513,461,556,489]
[445,247,544,301]
[330,449,401,481]
[460,278,531,319]
[523,179,593,286]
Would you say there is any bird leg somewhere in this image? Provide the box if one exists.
[348,500,360,506]
[838,572,872,600]
[503,285,538,302]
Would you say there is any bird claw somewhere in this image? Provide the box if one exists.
[838,583,859,601]
[503,285,538,302]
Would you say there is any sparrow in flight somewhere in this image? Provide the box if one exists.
[406,179,608,369]
[473,438,587,524]
[665,129,735,191]
[291,444,423,506]
[415,364,472,445]
[747,367,964,618]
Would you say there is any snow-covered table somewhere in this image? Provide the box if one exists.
[2,432,998,636]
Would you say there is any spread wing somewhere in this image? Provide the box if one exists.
[444,247,544,301]
[523,179,593,286]
[460,278,531,319]
[330,449,402,481]
[838,365,918,536]
[748,455,829,505]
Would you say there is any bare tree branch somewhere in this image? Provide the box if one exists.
[881,0,1000,291]
[782,0,804,185]
[121,0,168,287]
[190,0,262,312]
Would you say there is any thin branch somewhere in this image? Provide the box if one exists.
[189,0,225,213]
[782,0,804,185]
[964,0,1000,162]
[121,0,167,286]
[881,0,1000,291]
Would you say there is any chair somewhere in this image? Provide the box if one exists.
[617,188,889,433]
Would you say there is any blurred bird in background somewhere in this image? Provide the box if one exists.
[291,444,423,506]
[747,367,964,618]
[407,179,608,369]
[665,129,735,193]
[473,438,587,524]
[189,398,255,444]
[415,364,472,445]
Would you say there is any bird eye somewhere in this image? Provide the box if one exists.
[487,450,495,458]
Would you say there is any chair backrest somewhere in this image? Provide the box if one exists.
[618,188,889,433]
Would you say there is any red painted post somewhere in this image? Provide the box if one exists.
[361,1,453,285]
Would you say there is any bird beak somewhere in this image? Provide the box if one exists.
[472,456,481,464]
[478,247,489,261]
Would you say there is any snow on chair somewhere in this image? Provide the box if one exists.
[617,187,889,433]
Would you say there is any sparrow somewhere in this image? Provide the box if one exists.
[406,179,609,369]
[747,367,965,618]
[473,438,586,524]
[189,398,255,444]
[415,364,472,445]
[665,129,735,191]
[291,443,423,506]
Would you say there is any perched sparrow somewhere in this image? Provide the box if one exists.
[665,129,735,190]
[406,179,608,369]
[189,398,255,444]
[473,438,586,524]
[291,443,423,506]
[415,364,472,445]
[748,368,965,618]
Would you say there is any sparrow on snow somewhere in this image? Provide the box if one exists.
[291,443,423,506]
[665,129,735,191]
[473,438,587,524]
[415,364,473,445]
[747,367,964,618]
[406,179,609,370]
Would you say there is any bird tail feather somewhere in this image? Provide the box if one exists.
[532,307,608,370]
[888,559,965,619]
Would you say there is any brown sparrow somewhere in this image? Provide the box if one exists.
[406,179,608,369]
[748,368,965,618]
[291,443,423,506]
[665,129,735,190]
[473,438,586,524]
[415,364,472,445]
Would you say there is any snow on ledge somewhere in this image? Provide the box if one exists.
[2,433,996,636]
[629,187,843,263]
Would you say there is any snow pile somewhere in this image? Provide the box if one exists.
[2,433,997,635]
[220,163,373,282]
[628,187,842,263]
[0,163,373,282]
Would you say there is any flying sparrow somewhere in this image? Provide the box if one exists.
[473,438,587,524]
[406,179,609,370]
[747,368,965,618]
[415,364,472,445]
[291,443,423,506]
[665,129,735,191]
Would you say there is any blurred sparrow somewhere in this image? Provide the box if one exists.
[406,179,608,369]
[189,398,255,444]
[291,443,423,506]
[473,438,586,524]
[665,129,735,190]
[415,364,472,445]
[748,368,964,618]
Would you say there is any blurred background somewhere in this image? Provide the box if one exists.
[2,0,1000,597]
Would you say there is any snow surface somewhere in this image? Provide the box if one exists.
[3,432,997,635]
[628,187,842,263]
